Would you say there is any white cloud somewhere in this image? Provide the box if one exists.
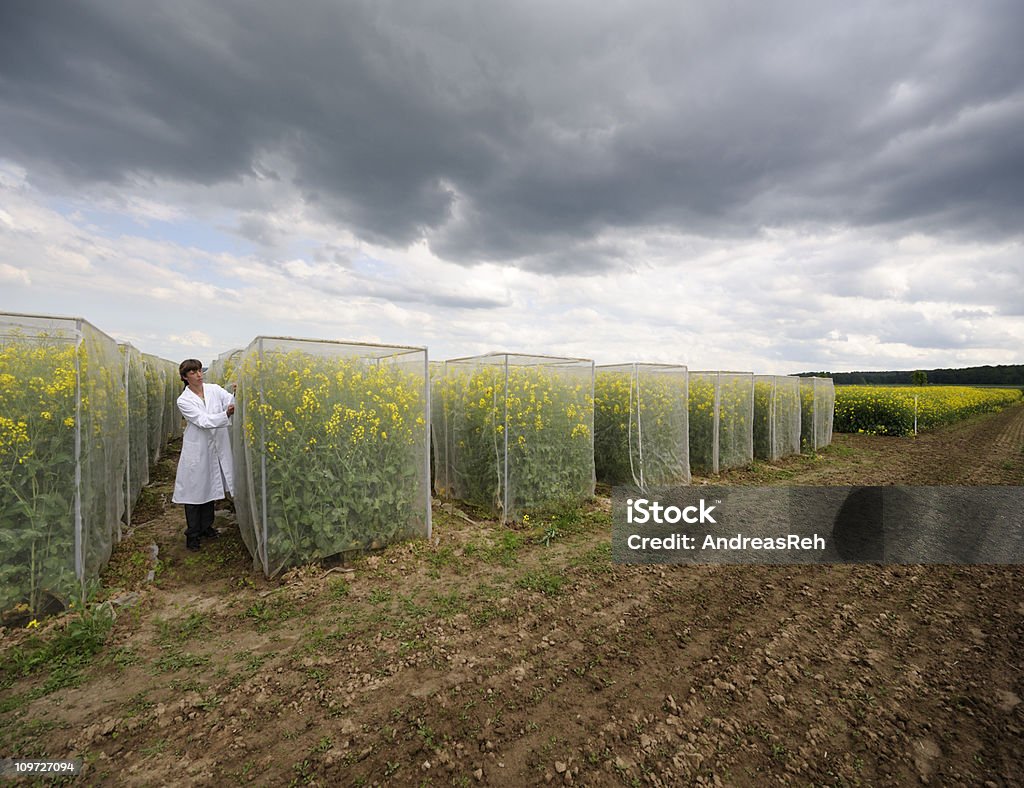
[7,180,1019,373]
[168,330,215,348]
[0,263,31,286]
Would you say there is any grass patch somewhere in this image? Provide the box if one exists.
[484,530,524,565]
[243,597,299,632]
[130,486,166,524]
[523,499,591,542]
[0,717,59,751]
[111,646,141,669]
[103,547,154,589]
[328,578,350,599]
[432,591,467,618]
[428,544,458,570]
[155,611,209,644]
[126,690,155,716]
[515,569,567,597]
[369,588,393,606]
[0,605,115,700]
[572,541,614,575]
[151,650,212,674]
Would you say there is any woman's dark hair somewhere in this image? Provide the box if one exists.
[179,358,203,384]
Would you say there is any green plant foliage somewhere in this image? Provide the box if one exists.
[161,358,183,441]
[1,323,126,616]
[801,377,836,452]
[120,345,149,523]
[593,365,689,487]
[752,380,771,459]
[235,344,429,576]
[0,604,114,695]
[439,357,595,521]
[515,569,566,596]
[753,376,801,461]
[688,375,716,474]
[834,385,1022,436]
[142,354,167,465]
[689,373,754,474]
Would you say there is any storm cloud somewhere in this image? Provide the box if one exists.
[2,0,1022,274]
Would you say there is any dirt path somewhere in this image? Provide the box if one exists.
[1,406,1022,786]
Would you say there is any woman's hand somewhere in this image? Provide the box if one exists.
[227,404,236,417]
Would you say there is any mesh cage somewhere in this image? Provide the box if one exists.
[208,348,244,389]
[0,312,126,615]
[142,354,167,465]
[206,356,222,385]
[119,344,150,529]
[232,337,431,577]
[718,373,754,470]
[440,353,595,522]
[595,364,690,489]
[801,376,836,453]
[429,361,451,498]
[162,359,184,440]
[753,375,802,461]
[689,372,754,474]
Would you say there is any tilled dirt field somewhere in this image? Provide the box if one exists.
[1,405,1022,786]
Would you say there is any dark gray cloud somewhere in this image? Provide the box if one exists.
[1,0,1022,273]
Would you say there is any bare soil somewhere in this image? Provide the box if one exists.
[1,406,1022,787]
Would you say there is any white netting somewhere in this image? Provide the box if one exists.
[595,363,690,488]
[688,372,754,474]
[162,358,184,440]
[801,376,836,452]
[142,354,167,465]
[753,375,802,461]
[429,361,452,498]
[119,343,150,529]
[0,312,127,615]
[438,353,595,521]
[232,337,431,577]
[208,348,244,390]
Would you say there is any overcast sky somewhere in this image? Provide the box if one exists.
[1,0,1022,372]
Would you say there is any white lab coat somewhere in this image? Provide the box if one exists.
[172,383,235,504]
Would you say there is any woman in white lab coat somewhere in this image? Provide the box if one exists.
[172,359,235,550]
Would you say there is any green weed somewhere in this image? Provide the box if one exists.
[329,578,350,599]
[485,530,524,565]
[110,646,141,669]
[515,569,566,596]
[151,651,211,673]
[0,604,115,699]
[156,611,209,644]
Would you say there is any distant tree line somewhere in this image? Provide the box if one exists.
[795,365,1024,386]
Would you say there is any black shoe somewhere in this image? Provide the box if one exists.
[201,528,220,539]
[186,540,201,551]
